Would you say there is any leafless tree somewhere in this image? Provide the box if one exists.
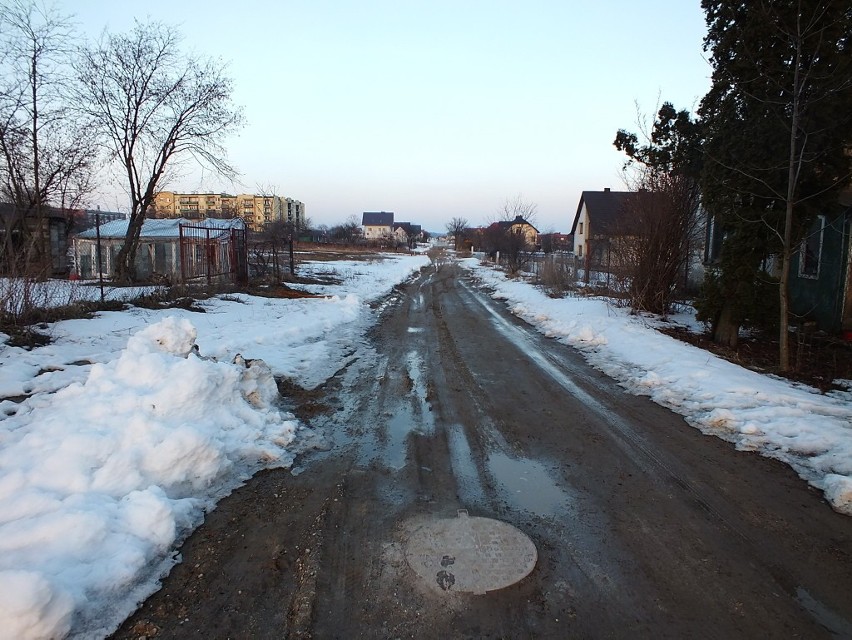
[493,195,539,275]
[76,20,244,282]
[499,194,538,227]
[616,169,703,315]
[0,0,95,276]
[445,216,469,251]
[329,214,360,243]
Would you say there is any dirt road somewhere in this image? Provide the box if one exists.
[114,255,852,639]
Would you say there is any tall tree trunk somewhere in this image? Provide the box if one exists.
[115,209,144,283]
[713,302,740,348]
[30,47,44,277]
[779,22,803,373]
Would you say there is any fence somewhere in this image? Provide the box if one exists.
[179,224,248,286]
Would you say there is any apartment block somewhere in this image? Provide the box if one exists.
[152,191,304,232]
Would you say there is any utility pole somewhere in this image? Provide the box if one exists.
[94,209,104,302]
[287,202,295,275]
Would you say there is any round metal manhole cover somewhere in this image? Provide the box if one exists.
[405,510,537,594]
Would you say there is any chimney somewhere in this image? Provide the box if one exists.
[604,187,611,192]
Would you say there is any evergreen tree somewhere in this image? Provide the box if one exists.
[614,102,703,178]
[698,0,852,368]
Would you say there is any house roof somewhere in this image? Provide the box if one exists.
[394,222,422,234]
[0,202,71,221]
[362,211,394,226]
[77,217,245,240]
[570,190,657,236]
[497,215,539,233]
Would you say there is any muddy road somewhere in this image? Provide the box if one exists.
[114,256,852,639]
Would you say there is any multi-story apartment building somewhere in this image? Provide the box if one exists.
[152,191,304,232]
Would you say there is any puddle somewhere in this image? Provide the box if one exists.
[411,291,426,311]
[406,327,423,333]
[447,423,487,505]
[796,587,852,638]
[384,410,415,470]
[406,351,434,435]
[487,451,572,518]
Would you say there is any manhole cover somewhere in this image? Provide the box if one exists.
[405,510,537,594]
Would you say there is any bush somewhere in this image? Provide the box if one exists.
[538,254,577,297]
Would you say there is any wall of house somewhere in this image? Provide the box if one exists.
[363,225,391,239]
[573,204,589,256]
[789,212,850,333]
[509,223,538,246]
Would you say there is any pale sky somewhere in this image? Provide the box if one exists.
[67,0,712,233]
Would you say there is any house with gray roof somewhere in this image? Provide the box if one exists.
[570,188,640,259]
[362,211,394,241]
[571,187,705,287]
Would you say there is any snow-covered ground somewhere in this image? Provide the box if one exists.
[0,254,430,640]
[2,251,850,639]
[463,258,852,518]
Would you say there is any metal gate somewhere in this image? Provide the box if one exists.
[179,224,248,285]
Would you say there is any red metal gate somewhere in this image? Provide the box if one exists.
[179,224,247,285]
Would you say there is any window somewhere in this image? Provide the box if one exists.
[799,215,825,279]
[578,222,584,234]
[578,244,583,257]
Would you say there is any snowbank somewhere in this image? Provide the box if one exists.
[464,259,852,516]
[0,318,299,639]
[0,253,430,638]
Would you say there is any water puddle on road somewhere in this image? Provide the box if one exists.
[383,410,415,470]
[406,351,434,436]
[355,351,435,471]
[487,451,572,518]
[447,423,488,505]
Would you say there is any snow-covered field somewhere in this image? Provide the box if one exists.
[0,254,430,640]
[463,258,852,518]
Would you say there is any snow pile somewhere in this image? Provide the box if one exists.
[0,253,430,638]
[0,317,299,640]
[465,259,852,516]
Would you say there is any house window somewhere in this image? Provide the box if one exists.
[799,215,825,279]
[578,244,583,257]
[578,222,584,234]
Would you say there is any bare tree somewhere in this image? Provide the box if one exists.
[499,194,538,227]
[616,170,703,314]
[494,195,539,274]
[0,0,95,275]
[76,20,244,282]
[330,214,360,243]
[445,216,469,251]
[615,101,704,315]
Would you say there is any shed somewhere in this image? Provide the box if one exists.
[73,217,246,283]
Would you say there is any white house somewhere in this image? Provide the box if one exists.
[362,211,394,240]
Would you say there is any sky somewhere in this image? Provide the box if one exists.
[2,254,851,637]
[66,1,712,233]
